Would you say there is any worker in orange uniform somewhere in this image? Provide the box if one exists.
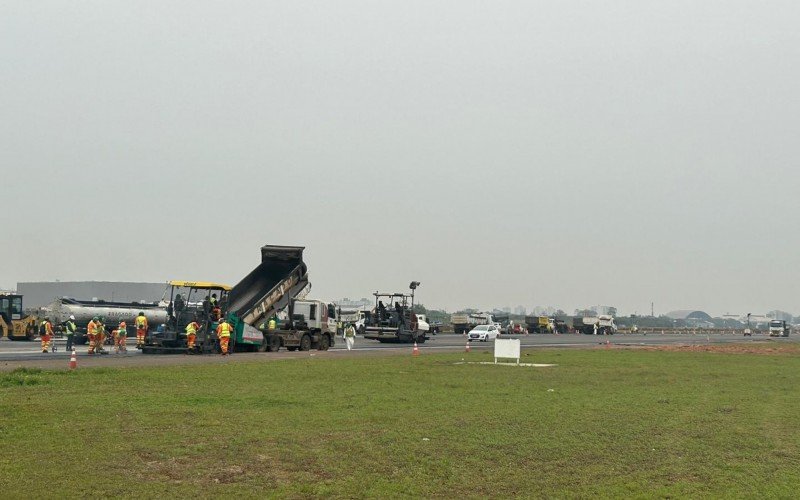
[216,317,232,355]
[135,312,148,348]
[86,316,99,354]
[185,320,200,353]
[115,321,128,353]
[211,304,222,321]
[40,317,54,353]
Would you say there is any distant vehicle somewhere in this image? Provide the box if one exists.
[361,282,429,344]
[415,314,438,334]
[467,324,499,342]
[525,315,553,334]
[769,320,790,337]
[451,312,494,334]
[575,315,617,335]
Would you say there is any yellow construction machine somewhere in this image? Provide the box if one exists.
[0,293,38,341]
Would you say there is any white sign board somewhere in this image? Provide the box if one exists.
[494,338,521,365]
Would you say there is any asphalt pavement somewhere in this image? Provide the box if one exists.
[0,332,794,363]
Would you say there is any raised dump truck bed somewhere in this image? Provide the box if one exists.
[227,245,332,352]
[228,245,309,327]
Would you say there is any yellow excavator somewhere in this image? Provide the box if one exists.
[0,293,38,341]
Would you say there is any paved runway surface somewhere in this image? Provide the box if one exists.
[1,332,795,365]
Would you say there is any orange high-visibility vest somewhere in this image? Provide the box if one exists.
[87,321,98,335]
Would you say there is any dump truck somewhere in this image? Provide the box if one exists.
[451,312,493,334]
[525,315,553,334]
[362,282,428,343]
[142,245,335,354]
[0,293,38,341]
[575,315,617,335]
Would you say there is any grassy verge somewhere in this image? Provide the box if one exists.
[1,347,799,498]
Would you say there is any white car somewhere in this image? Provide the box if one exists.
[467,324,499,342]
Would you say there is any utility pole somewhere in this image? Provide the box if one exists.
[651,302,654,317]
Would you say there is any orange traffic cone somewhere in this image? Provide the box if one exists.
[605,339,611,349]
[69,348,77,370]
[465,342,471,353]
[412,342,420,356]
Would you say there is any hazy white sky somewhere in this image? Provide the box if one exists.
[2,1,799,316]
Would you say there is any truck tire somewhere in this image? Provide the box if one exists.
[299,334,312,351]
[257,338,268,352]
[317,334,330,351]
[416,335,426,344]
[267,335,281,352]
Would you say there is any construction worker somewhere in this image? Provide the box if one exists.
[96,317,107,353]
[211,304,222,321]
[64,315,77,352]
[115,321,128,353]
[268,315,277,330]
[343,322,356,351]
[135,312,148,347]
[87,316,99,355]
[40,317,53,353]
[210,293,218,308]
[216,317,232,355]
[185,320,200,352]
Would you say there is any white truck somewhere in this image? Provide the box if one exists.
[577,315,617,335]
[769,320,790,337]
[451,312,494,334]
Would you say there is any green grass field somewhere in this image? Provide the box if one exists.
[2,346,799,498]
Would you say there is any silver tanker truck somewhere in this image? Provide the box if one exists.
[43,297,168,344]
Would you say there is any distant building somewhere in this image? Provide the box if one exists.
[18,281,167,309]
[664,310,713,321]
[767,310,793,322]
[664,310,715,328]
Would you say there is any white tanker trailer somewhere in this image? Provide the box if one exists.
[43,297,168,344]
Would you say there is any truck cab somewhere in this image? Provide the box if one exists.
[291,300,338,335]
[769,320,790,337]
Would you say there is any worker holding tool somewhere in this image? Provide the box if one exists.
[64,315,77,352]
[185,320,200,352]
[115,321,128,353]
[135,311,148,348]
[40,317,54,353]
[87,316,99,354]
[216,317,232,355]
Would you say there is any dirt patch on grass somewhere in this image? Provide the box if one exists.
[642,343,800,355]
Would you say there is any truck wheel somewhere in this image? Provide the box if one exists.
[299,334,312,351]
[267,335,281,352]
[317,335,330,351]
[416,335,426,344]
[257,338,268,352]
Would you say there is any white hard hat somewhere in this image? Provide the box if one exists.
[69,315,75,320]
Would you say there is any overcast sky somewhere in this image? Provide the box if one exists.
[2,1,799,316]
